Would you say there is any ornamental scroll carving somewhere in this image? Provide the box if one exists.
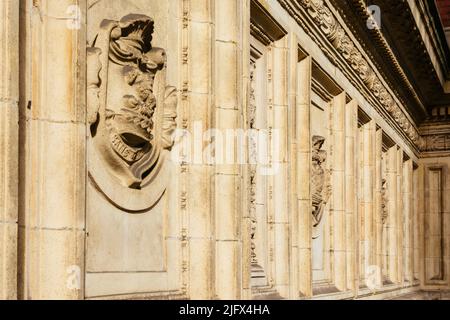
[311,135,331,229]
[88,14,177,190]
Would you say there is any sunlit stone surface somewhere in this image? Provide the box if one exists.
[1,0,450,300]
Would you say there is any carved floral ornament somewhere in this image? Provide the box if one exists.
[423,134,450,152]
[87,14,177,211]
[279,0,424,149]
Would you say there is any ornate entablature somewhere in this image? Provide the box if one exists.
[87,14,177,210]
[277,0,425,151]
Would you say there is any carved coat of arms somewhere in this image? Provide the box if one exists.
[87,14,177,189]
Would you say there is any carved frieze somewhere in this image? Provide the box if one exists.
[422,134,450,152]
[88,14,177,190]
[311,135,331,229]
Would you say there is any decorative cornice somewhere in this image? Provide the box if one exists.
[277,0,424,151]
[251,0,287,46]
[329,0,428,121]
[250,22,273,46]
[311,62,343,102]
[378,0,450,108]
[415,0,450,83]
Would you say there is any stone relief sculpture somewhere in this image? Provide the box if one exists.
[249,61,258,266]
[87,14,177,189]
[248,61,267,287]
[311,135,331,229]
[381,179,388,224]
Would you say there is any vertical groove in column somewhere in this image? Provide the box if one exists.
[0,0,19,300]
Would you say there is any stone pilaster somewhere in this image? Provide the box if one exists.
[287,33,298,299]
[417,163,425,286]
[0,0,19,300]
[296,56,312,298]
[345,100,358,292]
[402,159,414,283]
[213,0,244,299]
[187,0,215,300]
[397,147,404,284]
[241,0,252,300]
[413,166,420,282]
[375,128,383,284]
[331,92,346,291]
[360,120,376,286]
[272,36,289,298]
[387,146,399,283]
[18,0,86,299]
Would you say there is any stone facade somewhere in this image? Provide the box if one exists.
[1,0,450,300]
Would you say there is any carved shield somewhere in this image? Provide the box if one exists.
[87,14,177,211]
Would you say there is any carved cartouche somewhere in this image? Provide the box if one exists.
[88,14,177,189]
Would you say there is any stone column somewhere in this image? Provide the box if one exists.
[0,0,19,300]
[331,92,347,291]
[387,146,398,283]
[18,0,86,299]
[213,0,244,299]
[345,100,358,292]
[296,56,312,298]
